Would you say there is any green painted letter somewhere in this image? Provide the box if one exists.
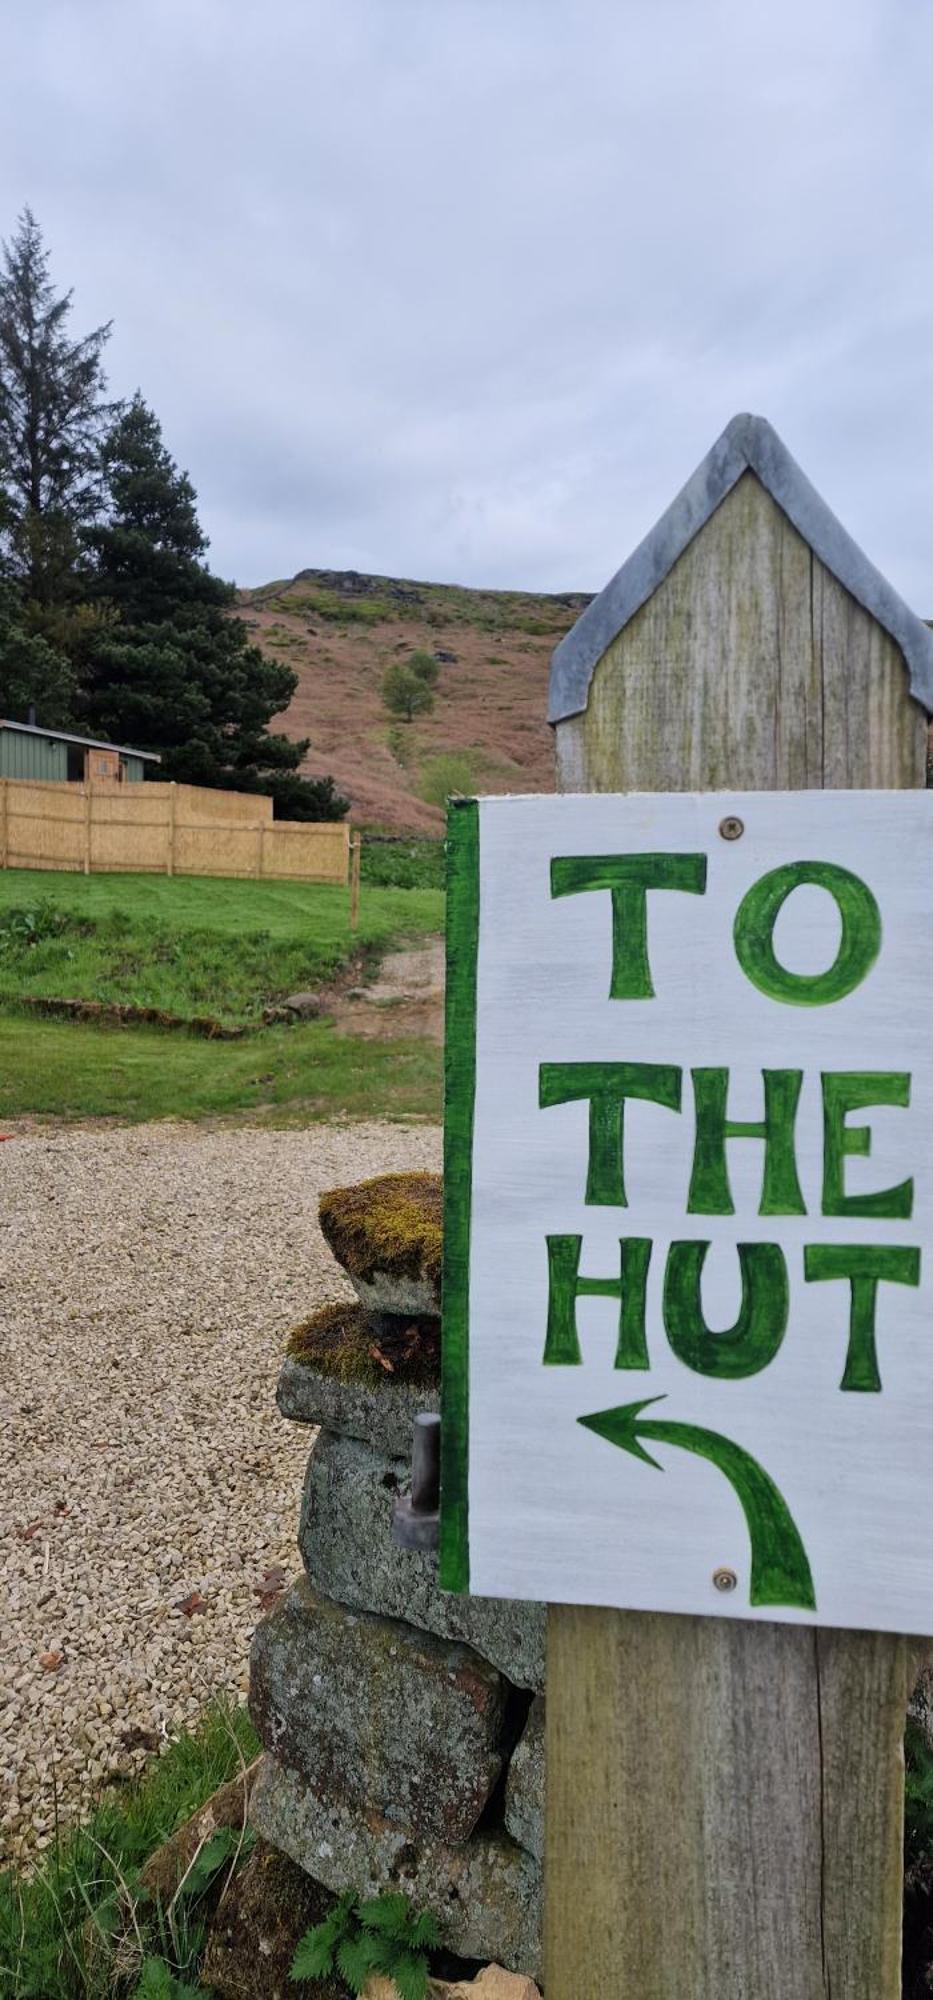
[821,1072,913,1219]
[539,1061,683,1206]
[733,860,881,1006]
[544,1235,653,1368]
[550,852,707,999]
[688,1068,805,1216]
[804,1244,921,1390]
[663,1241,789,1379]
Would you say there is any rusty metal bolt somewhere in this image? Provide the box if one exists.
[718,815,744,841]
[713,1566,738,1592]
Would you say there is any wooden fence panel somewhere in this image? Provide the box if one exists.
[0,779,350,885]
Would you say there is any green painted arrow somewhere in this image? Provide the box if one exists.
[579,1396,816,1611]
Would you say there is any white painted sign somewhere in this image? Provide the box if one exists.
[440,788,933,1632]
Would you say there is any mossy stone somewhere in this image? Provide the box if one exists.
[278,1326,438,1459]
[286,1299,440,1390]
[319,1172,442,1312]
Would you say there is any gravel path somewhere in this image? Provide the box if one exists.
[0,1119,441,1866]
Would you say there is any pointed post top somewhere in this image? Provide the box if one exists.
[549,414,933,723]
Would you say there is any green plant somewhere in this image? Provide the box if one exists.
[290,1888,439,1999]
[906,1718,933,1867]
[132,1960,201,1999]
[407,650,440,687]
[0,1698,257,1998]
[417,751,486,808]
[0,901,75,953]
[382,660,435,724]
[361,839,444,891]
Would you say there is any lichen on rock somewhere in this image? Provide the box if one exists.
[319,1172,443,1291]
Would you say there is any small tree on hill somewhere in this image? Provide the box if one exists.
[407,649,440,687]
[382,656,436,723]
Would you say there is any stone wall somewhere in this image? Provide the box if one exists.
[248,1173,545,1981]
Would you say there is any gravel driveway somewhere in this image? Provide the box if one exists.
[0,1119,441,1866]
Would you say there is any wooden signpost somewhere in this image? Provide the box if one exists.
[441,416,933,1997]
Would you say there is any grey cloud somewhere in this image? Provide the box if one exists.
[1,0,931,605]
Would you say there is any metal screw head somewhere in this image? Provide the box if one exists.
[719,815,744,841]
[713,1567,738,1593]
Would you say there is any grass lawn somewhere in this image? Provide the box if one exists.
[0,1011,441,1124]
[0,870,444,1028]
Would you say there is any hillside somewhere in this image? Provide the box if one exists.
[240,568,591,832]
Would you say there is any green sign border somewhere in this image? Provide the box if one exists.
[440,797,479,1591]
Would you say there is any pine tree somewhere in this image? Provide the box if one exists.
[0,581,76,726]
[84,398,348,819]
[0,209,113,604]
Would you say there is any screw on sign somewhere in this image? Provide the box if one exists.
[440,417,933,2000]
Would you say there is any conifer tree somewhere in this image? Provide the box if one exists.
[0,209,113,604]
[84,398,348,818]
[0,582,75,726]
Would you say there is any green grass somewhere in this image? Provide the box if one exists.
[0,1012,441,1124]
[0,1699,258,1999]
[417,749,516,808]
[0,872,444,1029]
[360,839,444,891]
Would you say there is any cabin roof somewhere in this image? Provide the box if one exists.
[549,413,933,724]
[0,719,161,762]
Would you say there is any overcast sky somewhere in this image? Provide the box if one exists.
[2,0,932,602]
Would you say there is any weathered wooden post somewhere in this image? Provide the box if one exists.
[83,778,92,876]
[349,830,362,932]
[166,779,176,876]
[442,414,933,1999]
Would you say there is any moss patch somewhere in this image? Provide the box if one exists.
[286,1299,441,1388]
[319,1171,443,1287]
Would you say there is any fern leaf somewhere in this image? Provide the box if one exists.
[391,1949,431,2000]
[289,1926,337,1980]
[358,1890,412,1935]
[408,1910,441,1950]
[336,1931,380,1993]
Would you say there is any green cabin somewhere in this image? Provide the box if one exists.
[0,718,160,784]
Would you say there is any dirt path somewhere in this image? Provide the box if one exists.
[330,935,445,1043]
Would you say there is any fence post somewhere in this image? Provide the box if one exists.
[256,822,265,879]
[83,782,92,877]
[166,781,176,876]
[0,777,7,869]
[544,418,929,1998]
[349,831,361,932]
